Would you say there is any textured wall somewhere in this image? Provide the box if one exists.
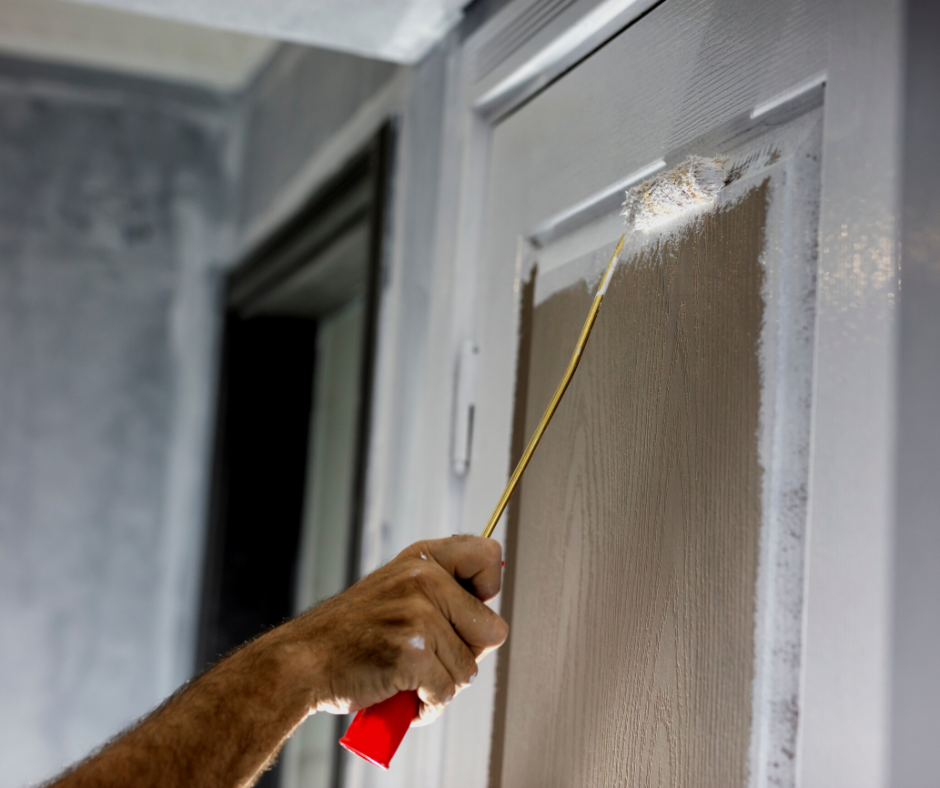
[0,65,232,787]
[500,186,767,787]
[0,20,448,787]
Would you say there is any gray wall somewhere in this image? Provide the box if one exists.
[239,44,395,230]
[890,0,940,783]
[0,60,234,787]
[0,40,414,787]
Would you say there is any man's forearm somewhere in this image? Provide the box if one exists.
[43,536,507,788]
[49,632,324,788]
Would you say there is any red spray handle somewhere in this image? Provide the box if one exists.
[339,689,419,769]
[340,566,504,767]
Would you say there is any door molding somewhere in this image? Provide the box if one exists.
[426,1,905,786]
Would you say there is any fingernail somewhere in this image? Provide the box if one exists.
[445,694,454,703]
[469,672,477,685]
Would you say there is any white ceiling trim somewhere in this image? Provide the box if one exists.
[63,0,469,64]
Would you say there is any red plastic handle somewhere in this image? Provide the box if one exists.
[339,690,419,769]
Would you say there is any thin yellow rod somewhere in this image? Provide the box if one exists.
[481,234,626,539]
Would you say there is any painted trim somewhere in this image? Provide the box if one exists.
[751,73,827,119]
[471,0,661,119]
[528,158,664,246]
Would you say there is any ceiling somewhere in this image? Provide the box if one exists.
[0,0,279,90]
[0,0,470,91]
[62,0,468,64]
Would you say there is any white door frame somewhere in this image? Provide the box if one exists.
[421,1,905,786]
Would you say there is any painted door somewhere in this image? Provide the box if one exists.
[459,1,842,785]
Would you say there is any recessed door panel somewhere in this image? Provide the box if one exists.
[504,184,767,788]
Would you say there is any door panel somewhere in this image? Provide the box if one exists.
[505,184,767,787]
[492,116,821,787]
[469,2,826,785]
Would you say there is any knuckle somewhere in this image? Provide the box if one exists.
[414,595,440,626]
[481,538,502,562]
[491,615,509,644]
[469,594,493,619]
[460,651,478,683]
[407,563,439,594]
[421,673,455,706]
[400,540,430,561]
[405,572,423,596]
[434,666,456,693]
[439,677,457,704]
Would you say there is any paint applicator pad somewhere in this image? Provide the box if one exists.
[622,155,727,232]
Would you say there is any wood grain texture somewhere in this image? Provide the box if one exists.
[500,184,768,788]
[489,266,538,788]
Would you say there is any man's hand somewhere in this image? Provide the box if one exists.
[269,534,508,725]
[45,535,507,788]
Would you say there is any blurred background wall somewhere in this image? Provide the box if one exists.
[0,14,411,781]
[0,0,571,785]
[0,59,236,786]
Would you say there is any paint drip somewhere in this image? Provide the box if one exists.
[622,156,728,232]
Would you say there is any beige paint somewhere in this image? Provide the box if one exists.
[0,0,276,89]
[498,184,768,787]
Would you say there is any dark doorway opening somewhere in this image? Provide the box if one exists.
[197,124,393,788]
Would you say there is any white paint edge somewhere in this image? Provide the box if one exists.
[529,158,665,244]
[751,72,826,119]
[596,253,620,296]
[746,112,823,788]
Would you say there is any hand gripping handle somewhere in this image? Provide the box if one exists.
[338,236,626,771]
[339,690,419,769]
